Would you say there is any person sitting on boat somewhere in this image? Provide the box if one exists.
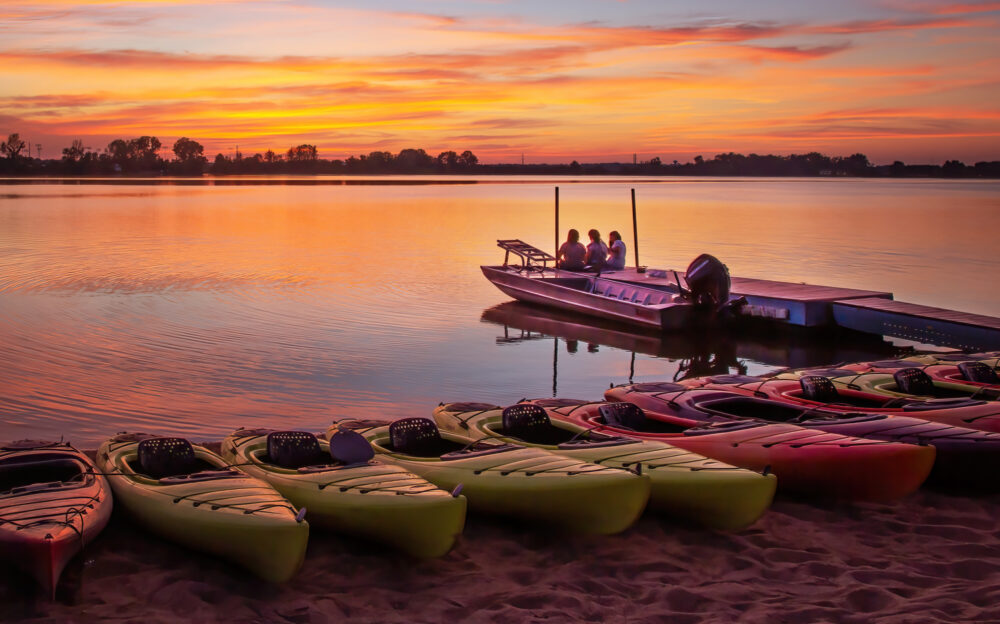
[557,229,587,270]
[606,231,626,270]
[584,229,609,271]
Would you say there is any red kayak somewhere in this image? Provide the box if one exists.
[610,380,1000,492]
[842,359,1000,392]
[681,373,1000,434]
[0,440,113,598]
[531,396,934,502]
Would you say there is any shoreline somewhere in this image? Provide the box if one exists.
[5,458,1000,622]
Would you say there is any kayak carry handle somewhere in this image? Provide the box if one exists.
[295,507,307,523]
[451,484,464,498]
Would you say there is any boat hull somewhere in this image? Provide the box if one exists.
[482,265,694,331]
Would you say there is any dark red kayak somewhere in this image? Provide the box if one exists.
[0,440,113,598]
[649,377,1000,492]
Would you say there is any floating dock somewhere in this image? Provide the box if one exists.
[604,268,1000,350]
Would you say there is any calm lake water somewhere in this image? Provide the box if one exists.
[1,176,998,447]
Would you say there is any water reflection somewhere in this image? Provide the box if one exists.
[481,301,902,392]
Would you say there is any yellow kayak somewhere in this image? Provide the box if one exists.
[221,428,466,558]
[97,433,308,582]
[433,402,775,530]
[328,417,650,536]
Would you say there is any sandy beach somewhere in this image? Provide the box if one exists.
[4,485,999,624]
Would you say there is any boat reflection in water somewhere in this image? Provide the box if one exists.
[480,301,903,388]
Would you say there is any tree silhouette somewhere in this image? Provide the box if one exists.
[62,139,86,162]
[287,144,318,161]
[1,133,26,160]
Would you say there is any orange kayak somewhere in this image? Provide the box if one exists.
[532,395,934,502]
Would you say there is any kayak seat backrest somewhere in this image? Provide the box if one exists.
[893,368,936,396]
[799,376,840,402]
[328,430,375,465]
[501,404,571,444]
[958,361,999,384]
[389,418,452,457]
[137,437,197,480]
[267,431,326,469]
[599,402,647,430]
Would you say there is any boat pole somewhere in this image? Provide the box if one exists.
[554,186,560,265]
[631,188,639,268]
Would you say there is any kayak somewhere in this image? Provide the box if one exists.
[834,360,1000,398]
[97,433,308,582]
[330,417,649,535]
[614,380,1000,491]
[684,373,1000,434]
[833,362,999,401]
[540,392,933,502]
[433,401,775,530]
[904,352,1000,367]
[0,440,112,598]
[221,428,466,558]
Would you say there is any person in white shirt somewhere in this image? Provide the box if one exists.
[606,230,626,270]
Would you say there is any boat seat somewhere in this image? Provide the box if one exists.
[389,418,450,457]
[598,402,647,430]
[958,361,999,384]
[327,430,375,465]
[501,404,553,440]
[800,376,840,402]
[267,431,326,469]
[894,368,936,396]
[137,437,197,480]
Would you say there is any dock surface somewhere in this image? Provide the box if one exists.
[603,267,1000,348]
[832,297,1000,350]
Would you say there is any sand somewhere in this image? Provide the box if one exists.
[3,488,1000,624]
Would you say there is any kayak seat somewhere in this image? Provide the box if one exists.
[802,368,857,379]
[599,403,647,430]
[137,437,197,480]
[389,418,456,457]
[501,404,573,445]
[267,431,326,470]
[958,361,999,384]
[800,376,840,403]
[328,430,375,466]
[893,368,936,396]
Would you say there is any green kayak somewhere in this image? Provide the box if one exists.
[97,433,308,582]
[328,417,650,535]
[221,428,466,558]
[433,402,775,530]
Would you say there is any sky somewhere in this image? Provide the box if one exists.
[0,0,998,164]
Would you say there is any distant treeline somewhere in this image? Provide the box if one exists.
[1,133,998,178]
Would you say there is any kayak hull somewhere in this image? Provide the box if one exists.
[334,420,650,536]
[434,403,775,530]
[0,442,112,598]
[97,433,308,582]
[548,395,934,502]
[221,430,466,558]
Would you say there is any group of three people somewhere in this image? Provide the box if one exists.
[556,229,626,271]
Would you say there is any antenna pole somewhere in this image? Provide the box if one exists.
[554,186,560,264]
[631,188,639,268]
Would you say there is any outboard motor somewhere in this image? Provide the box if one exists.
[684,254,734,312]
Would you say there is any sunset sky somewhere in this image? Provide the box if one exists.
[1,0,998,164]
